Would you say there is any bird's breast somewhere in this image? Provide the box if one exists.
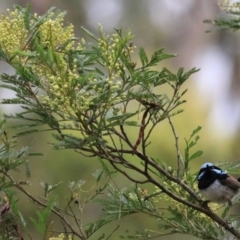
[200,179,238,204]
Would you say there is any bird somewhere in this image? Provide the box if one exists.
[197,162,240,205]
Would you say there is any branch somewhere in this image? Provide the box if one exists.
[132,105,158,154]
[168,116,182,178]
[106,146,200,202]
[110,161,149,184]
[146,173,240,238]
[103,146,240,238]
[109,146,237,234]
[105,225,120,240]
[3,173,85,239]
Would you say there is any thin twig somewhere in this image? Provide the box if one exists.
[3,172,85,239]
[142,111,153,156]
[132,107,151,154]
[168,116,182,178]
[119,125,133,147]
[74,149,96,157]
[107,127,122,158]
[101,146,240,238]
[67,204,84,237]
[105,225,120,240]
[110,162,149,184]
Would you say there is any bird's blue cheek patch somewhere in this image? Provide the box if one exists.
[198,168,227,180]
[213,169,226,175]
[198,172,204,180]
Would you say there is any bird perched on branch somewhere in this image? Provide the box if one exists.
[197,162,240,205]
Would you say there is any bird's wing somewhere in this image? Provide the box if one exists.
[220,176,240,190]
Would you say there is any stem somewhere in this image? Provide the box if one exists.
[168,116,182,178]
[104,148,240,239]
[3,172,85,240]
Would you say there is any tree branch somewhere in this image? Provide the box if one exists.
[168,116,182,178]
[3,173,85,239]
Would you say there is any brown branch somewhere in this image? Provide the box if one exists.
[24,82,66,140]
[105,225,120,240]
[66,203,85,237]
[132,106,152,154]
[105,145,240,237]
[105,148,240,238]
[106,146,199,201]
[168,116,182,178]
[108,154,240,238]
[120,125,133,147]
[141,111,153,156]
[107,127,122,159]
[0,202,24,240]
[145,173,240,238]
[18,185,85,239]
[110,162,149,184]
[74,149,96,158]
[3,173,85,239]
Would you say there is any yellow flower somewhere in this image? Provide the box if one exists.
[49,233,72,240]
[0,8,28,60]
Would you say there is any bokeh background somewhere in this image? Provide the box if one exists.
[1,0,240,239]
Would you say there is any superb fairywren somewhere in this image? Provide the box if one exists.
[197,162,240,205]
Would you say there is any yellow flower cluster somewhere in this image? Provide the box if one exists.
[49,233,72,240]
[30,12,81,111]
[32,12,76,74]
[0,7,82,112]
[0,7,134,116]
[35,19,129,113]
[73,76,124,112]
[128,181,219,231]
[0,8,28,61]
[39,13,74,51]
[128,188,148,201]
[98,30,136,75]
[218,0,240,12]
[150,181,221,228]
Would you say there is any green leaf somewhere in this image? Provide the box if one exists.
[14,129,39,137]
[138,47,149,67]
[15,50,37,57]
[30,6,57,30]
[0,118,6,130]
[0,45,8,61]
[221,205,230,219]
[190,126,202,138]
[30,197,56,235]
[92,169,104,182]
[184,126,202,169]
[23,3,31,31]
[147,48,176,67]
[98,158,115,176]
[40,182,62,197]
[189,150,203,161]
[81,26,98,41]
[177,67,200,85]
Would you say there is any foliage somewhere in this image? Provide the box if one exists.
[204,0,240,32]
[0,4,240,240]
[0,118,40,239]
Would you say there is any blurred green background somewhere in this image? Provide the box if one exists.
[0,0,240,239]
